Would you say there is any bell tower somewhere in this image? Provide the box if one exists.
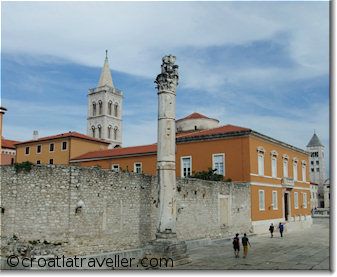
[87,51,123,147]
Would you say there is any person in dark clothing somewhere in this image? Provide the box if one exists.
[241,233,251,258]
[269,223,274,238]
[279,222,284,237]
[233,233,240,258]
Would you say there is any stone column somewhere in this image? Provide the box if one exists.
[143,55,190,267]
[155,55,179,237]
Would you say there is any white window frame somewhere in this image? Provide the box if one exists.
[212,153,225,176]
[293,161,298,181]
[283,158,288,177]
[302,163,306,182]
[112,164,119,173]
[294,192,299,209]
[258,154,265,176]
[259,190,265,211]
[303,192,307,208]
[36,144,42,154]
[271,156,277,178]
[134,162,142,174]
[61,141,68,151]
[272,190,278,210]
[49,143,55,153]
[181,156,192,178]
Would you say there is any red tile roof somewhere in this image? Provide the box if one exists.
[14,131,110,146]
[71,144,157,161]
[71,124,250,161]
[177,124,250,139]
[176,112,211,121]
[2,138,20,149]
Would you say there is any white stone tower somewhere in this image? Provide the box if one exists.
[307,132,326,207]
[87,51,123,147]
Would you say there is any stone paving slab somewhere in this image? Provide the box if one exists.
[174,218,330,270]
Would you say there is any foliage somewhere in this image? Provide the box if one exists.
[14,161,34,173]
[190,168,224,181]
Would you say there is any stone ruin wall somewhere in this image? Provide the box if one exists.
[0,165,251,257]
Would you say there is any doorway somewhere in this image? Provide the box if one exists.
[284,192,289,221]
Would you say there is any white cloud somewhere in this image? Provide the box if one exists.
[2,1,329,91]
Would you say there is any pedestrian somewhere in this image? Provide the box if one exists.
[279,222,284,237]
[269,223,274,238]
[233,233,240,258]
[241,233,251,258]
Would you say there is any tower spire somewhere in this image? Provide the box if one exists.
[98,50,114,87]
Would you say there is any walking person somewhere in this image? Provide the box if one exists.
[269,223,274,238]
[232,233,240,258]
[278,222,284,237]
[241,233,251,258]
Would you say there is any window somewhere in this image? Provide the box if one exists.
[311,168,314,172]
[134,162,142,174]
[316,168,320,172]
[293,161,298,181]
[316,160,319,165]
[302,163,306,182]
[25,147,30,155]
[271,157,277,178]
[311,161,314,165]
[258,154,264,176]
[108,101,112,115]
[303,193,307,208]
[108,126,112,139]
[92,126,96,138]
[259,190,265,211]
[49,143,54,152]
[114,127,118,140]
[92,102,96,116]
[311,152,318,158]
[36,145,42,154]
[294,192,298,209]
[283,159,288,177]
[272,191,278,210]
[212,154,224,175]
[98,101,103,115]
[112,164,119,173]
[98,125,102,139]
[49,159,54,165]
[62,141,67,151]
[181,156,192,178]
[114,103,118,117]
[37,160,41,165]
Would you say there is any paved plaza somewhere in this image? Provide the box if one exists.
[175,218,330,270]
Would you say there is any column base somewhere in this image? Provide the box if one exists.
[143,231,191,267]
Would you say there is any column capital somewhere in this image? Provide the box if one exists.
[155,55,179,92]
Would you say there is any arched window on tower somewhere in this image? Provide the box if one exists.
[91,126,96,138]
[98,101,103,115]
[98,125,102,139]
[114,127,118,140]
[108,101,112,115]
[108,125,112,139]
[92,102,96,116]
[114,103,118,117]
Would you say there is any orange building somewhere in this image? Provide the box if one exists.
[15,131,110,165]
[1,138,19,165]
[70,113,311,233]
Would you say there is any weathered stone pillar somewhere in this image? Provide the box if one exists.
[155,55,178,236]
[143,55,190,267]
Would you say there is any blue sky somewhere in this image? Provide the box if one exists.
[1,2,329,174]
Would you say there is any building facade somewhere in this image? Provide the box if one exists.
[71,113,312,233]
[310,183,319,210]
[1,138,18,165]
[15,131,109,165]
[87,51,123,148]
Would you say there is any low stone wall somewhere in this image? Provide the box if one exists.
[0,165,251,258]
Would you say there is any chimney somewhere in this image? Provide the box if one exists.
[33,130,39,140]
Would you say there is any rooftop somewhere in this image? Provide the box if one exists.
[14,131,110,146]
[307,133,324,147]
[2,138,20,149]
[176,112,218,122]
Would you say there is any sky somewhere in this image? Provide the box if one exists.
[1,1,330,174]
